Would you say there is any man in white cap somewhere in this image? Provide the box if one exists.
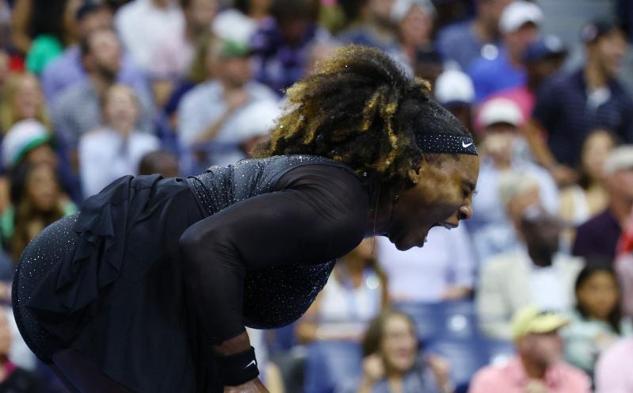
[470,306,590,393]
[468,0,543,102]
[434,69,475,131]
[573,146,633,262]
[466,98,559,263]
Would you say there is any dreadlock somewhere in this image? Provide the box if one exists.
[255,45,470,195]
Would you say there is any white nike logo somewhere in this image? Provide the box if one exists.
[243,360,257,369]
[462,141,473,148]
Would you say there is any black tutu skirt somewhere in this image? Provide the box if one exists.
[12,175,220,392]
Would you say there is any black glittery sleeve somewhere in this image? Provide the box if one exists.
[178,165,369,345]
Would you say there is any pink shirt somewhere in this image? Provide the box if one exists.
[469,357,590,393]
[595,338,633,393]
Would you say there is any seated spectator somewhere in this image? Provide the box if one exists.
[616,211,633,317]
[79,85,160,197]
[40,3,151,106]
[138,150,180,177]
[0,73,49,135]
[436,0,510,71]
[573,146,633,262]
[250,0,329,95]
[469,306,591,393]
[6,161,75,261]
[150,0,218,106]
[337,0,399,54]
[51,27,155,148]
[177,38,278,172]
[477,205,583,340]
[595,336,633,393]
[434,68,475,131]
[377,225,476,303]
[114,0,185,75]
[562,264,632,376]
[467,98,558,262]
[297,238,386,344]
[491,34,567,122]
[468,1,542,102]
[19,0,79,76]
[391,0,435,69]
[559,130,616,250]
[0,119,78,210]
[341,309,453,393]
[530,19,632,180]
[0,308,41,392]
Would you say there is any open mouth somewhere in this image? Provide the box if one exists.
[431,222,458,230]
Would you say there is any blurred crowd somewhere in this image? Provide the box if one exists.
[0,0,633,392]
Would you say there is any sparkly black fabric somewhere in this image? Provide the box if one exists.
[12,155,369,392]
[415,133,478,155]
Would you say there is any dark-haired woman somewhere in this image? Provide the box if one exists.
[11,45,479,393]
[562,264,632,377]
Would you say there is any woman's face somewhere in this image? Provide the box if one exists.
[581,131,615,182]
[386,154,479,250]
[577,271,619,321]
[381,315,418,373]
[400,6,433,46]
[104,86,139,132]
[26,164,59,212]
[14,75,43,120]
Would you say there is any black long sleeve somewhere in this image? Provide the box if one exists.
[179,165,369,345]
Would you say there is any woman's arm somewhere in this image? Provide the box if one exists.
[179,166,369,383]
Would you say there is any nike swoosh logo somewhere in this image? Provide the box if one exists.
[462,141,473,148]
[243,360,257,369]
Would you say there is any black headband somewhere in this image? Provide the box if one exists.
[415,133,478,155]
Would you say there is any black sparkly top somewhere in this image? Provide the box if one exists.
[183,155,370,340]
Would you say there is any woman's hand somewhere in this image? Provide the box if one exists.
[224,378,269,393]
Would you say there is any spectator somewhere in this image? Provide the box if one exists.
[250,0,328,95]
[10,0,78,61]
[391,0,435,69]
[79,85,160,197]
[0,308,41,392]
[138,150,180,177]
[467,98,558,262]
[1,119,58,177]
[468,1,542,102]
[573,146,633,262]
[595,336,633,393]
[436,0,511,71]
[559,130,616,250]
[531,19,633,177]
[7,161,72,261]
[616,210,633,317]
[491,34,567,122]
[434,68,475,132]
[297,238,386,344]
[340,309,452,393]
[51,27,155,148]
[477,205,582,340]
[0,73,49,135]
[337,0,399,54]
[114,0,185,75]
[562,264,632,376]
[469,306,591,393]
[177,38,278,172]
[41,2,151,105]
[151,0,218,105]
[213,0,272,47]
[377,225,476,302]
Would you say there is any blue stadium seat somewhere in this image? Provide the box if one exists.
[395,300,478,341]
[304,341,362,393]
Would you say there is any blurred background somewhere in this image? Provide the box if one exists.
[0,0,633,392]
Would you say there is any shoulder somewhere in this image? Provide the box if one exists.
[576,210,611,233]
[437,21,472,42]
[483,250,526,273]
[470,363,507,390]
[557,362,591,386]
[180,81,217,107]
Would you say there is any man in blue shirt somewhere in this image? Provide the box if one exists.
[468,1,542,102]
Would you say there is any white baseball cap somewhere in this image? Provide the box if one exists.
[499,1,543,34]
[604,145,633,175]
[434,69,475,106]
[391,0,436,22]
[2,119,51,169]
[478,97,524,128]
